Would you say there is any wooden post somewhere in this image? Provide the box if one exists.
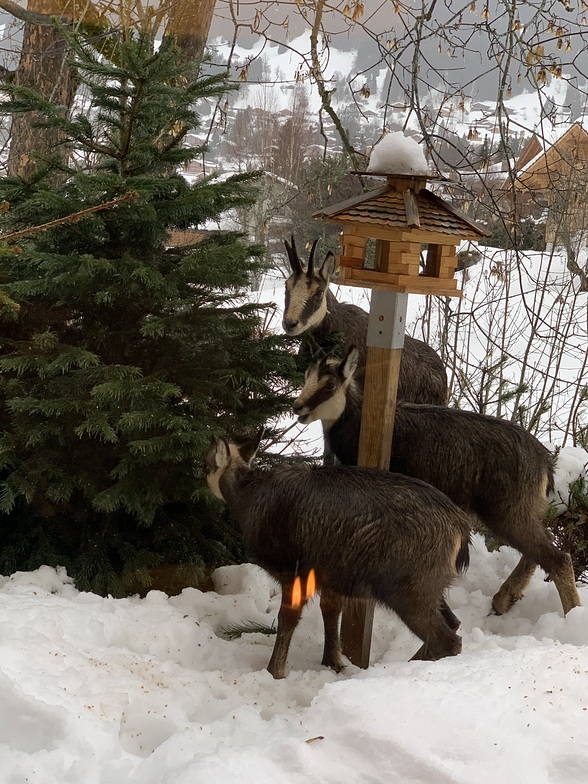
[340,285,408,668]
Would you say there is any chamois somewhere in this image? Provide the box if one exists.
[204,430,471,678]
[293,347,581,617]
[282,235,448,405]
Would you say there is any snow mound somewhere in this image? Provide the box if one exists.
[367,131,430,175]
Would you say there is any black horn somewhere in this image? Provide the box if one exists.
[307,238,319,277]
[284,235,303,275]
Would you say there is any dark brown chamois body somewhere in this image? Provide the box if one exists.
[204,431,470,678]
[282,235,448,405]
[293,348,581,617]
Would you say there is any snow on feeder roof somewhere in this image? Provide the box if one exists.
[366,131,431,176]
[313,133,489,298]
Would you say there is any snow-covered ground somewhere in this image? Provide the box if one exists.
[2,531,588,783]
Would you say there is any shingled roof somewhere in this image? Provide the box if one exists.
[313,175,489,240]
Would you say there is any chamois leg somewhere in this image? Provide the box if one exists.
[494,525,581,616]
[267,584,306,679]
[492,556,537,615]
[392,594,462,661]
[544,551,581,615]
[440,597,461,631]
[319,589,345,672]
[409,613,462,661]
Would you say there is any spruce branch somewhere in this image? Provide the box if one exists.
[0,192,138,243]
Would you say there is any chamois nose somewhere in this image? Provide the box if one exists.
[283,317,299,333]
[293,400,304,414]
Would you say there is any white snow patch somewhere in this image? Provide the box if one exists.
[367,131,430,175]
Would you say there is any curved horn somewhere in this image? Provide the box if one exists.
[307,238,319,277]
[284,234,303,274]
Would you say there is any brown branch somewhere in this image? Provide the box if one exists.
[0,192,138,243]
[0,0,72,26]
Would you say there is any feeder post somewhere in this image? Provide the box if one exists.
[339,279,408,669]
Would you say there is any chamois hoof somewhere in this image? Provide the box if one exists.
[321,656,346,673]
[266,663,286,680]
[491,591,522,616]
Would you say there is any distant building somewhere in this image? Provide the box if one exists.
[513,119,588,247]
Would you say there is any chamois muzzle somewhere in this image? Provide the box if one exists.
[292,398,311,424]
[283,317,300,334]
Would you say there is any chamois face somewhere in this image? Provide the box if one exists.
[282,236,336,336]
[293,348,359,425]
[203,430,263,500]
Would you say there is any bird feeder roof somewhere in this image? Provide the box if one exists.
[313,175,489,240]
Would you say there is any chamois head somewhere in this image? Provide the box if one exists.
[204,429,264,500]
[282,235,337,336]
[293,347,359,425]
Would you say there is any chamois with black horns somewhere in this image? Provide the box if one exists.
[293,347,581,618]
[204,429,471,678]
[282,235,448,405]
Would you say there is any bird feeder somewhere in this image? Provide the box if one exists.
[313,171,489,668]
[314,172,488,296]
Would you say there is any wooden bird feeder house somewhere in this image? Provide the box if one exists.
[312,171,489,669]
[313,172,488,296]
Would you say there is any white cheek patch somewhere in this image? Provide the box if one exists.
[312,385,347,425]
[206,469,225,500]
[303,296,328,330]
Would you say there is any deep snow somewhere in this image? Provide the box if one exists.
[2,526,588,783]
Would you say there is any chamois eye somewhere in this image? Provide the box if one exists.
[325,380,336,391]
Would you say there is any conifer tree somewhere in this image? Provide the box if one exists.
[0,30,297,595]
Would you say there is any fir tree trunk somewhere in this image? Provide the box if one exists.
[7,0,77,179]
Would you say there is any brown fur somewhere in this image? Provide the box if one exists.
[205,432,471,678]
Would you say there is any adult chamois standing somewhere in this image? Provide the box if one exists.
[204,429,471,678]
[293,347,581,618]
[282,235,448,405]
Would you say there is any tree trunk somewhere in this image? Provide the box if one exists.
[164,0,217,63]
[7,0,79,179]
[7,0,218,180]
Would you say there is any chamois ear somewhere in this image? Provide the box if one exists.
[239,427,264,464]
[340,346,359,379]
[206,437,230,472]
[320,251,337,281]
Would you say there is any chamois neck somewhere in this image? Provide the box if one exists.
[326,379,362,465]
[218,464,252,508]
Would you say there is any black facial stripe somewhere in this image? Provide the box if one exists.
[300,377,339,410]
[299,288,325,323]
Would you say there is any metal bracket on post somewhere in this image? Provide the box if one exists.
[366,290,408,350]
